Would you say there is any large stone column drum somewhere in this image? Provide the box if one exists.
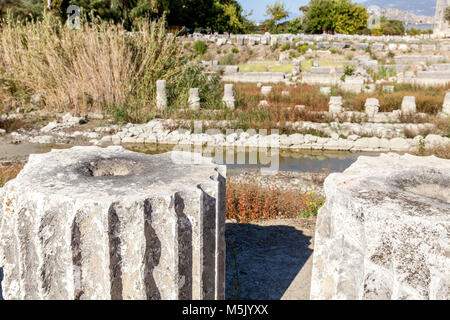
[0,146,226,300]
[311,153,449,300]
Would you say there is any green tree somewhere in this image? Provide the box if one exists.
[213,0,245,33]
[370,17,405,35]
[1,0,248,32]
[301,0,368,34]
[332,0,368,34]
[264,1,289,32]
[301,0,334,33]
[287,17,303,34]
[445,7,450,23]
[0,0,44,20]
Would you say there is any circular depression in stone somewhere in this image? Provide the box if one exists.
[389,170,450,203]
[79,158,139,177]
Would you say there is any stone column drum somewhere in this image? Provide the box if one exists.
[311,153,449,300]
[329,96,343,114]
[222,84,235,110]
[188,88,201,111]
[443,92,450,114]
[0,146,226,300]
[156,80,168,111]
[364,98,380,118]
[401,96,416,114]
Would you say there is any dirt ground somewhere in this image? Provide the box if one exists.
[225,218,316,300]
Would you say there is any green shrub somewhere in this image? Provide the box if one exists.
[231,47,239,54]
[344,65,355,76]
[280,43,290,52]
[193,40,207,55]
[298,44,309,54]
[218,54,239,65]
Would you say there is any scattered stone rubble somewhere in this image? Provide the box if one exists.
[4,112,449,154]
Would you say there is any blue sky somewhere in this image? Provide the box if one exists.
[238,0,365,22]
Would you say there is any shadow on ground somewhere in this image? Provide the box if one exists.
[225,223,313,300]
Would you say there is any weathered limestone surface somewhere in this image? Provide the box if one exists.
[434,0,450,38]
[156,80,167,111]
[0,146,226,300]
[329,96,343,114]
[443,92,450,114]
[188,88,201,111]
[311,153,450,300]
[222,72,285,83]
[261,86,273,95]
[222,84,236,110]
[364,98,379,118]
[401,96,416,114]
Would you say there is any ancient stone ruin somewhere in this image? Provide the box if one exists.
[156,80,168,111]
[311,153,449,300]
[434,0,450,38]
[0,146,226,300]
[222,84,236,110]
[188,88,201,111]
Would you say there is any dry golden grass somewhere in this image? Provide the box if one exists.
[0,117,23,132]
[0,162,23,187]
[226,182,324,223]
[342,84,450,114]
[0,15,209,123]
[432,116,450,138]
[170,82,331,132]
[414,143,450,159]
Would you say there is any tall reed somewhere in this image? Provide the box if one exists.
[0,14,213,122]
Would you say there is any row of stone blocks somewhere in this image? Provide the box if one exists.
[225,39,449,52]
[194,32,435,42]
[0,146,226,299]
[156,80,236,111]
[159,78,450,116]
[329,93,450,115]
[192,32,439,45]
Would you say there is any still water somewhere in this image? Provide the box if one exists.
[2,142,389,175]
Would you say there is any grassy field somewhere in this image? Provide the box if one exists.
[300,60,345,72]
[239,62,294,73]
[238,60,345,73]
[0,163,23,187]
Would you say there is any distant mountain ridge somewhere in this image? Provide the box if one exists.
[363,0,436,17]
[367,7,435,24]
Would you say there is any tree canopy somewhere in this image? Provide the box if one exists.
[301,0,368,34]
[264,1,289,32]
[0,0,249,33]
